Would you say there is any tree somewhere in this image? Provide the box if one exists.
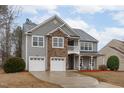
[0,5,8,27]
[107,55,119,71]
[0,5,20,65]
[12,26,23,57]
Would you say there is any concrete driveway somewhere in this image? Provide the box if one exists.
[30,71,121,88]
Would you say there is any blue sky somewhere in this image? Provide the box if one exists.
[15,5,124,50]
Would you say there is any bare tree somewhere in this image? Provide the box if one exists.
[0,5,20,64]
[12,26,23,57]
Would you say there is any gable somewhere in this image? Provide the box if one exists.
[31,17,63,35]
[100,46,124,60]
[28,15,78,37]
[49,29,68,37]
[99,39,124,58]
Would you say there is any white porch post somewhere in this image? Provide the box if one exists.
[81,57,83,68]
[102,56,105,65]
[90,56,93,70]
[78,55,80,70]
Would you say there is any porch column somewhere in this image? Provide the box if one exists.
[102,56,105,65]
[78,55,80,70]
[78,39,80,54]
[90,56,93,70]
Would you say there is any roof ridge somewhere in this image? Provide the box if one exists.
[109,46,124,55]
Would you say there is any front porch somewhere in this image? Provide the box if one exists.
[67,54,97,70]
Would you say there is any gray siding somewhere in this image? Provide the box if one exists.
[26,35,47,70]
[31,18,63,35]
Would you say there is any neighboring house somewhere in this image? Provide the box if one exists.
[97,39,124,71]
[22,15,98,71]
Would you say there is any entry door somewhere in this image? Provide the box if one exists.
[68,55,74,69]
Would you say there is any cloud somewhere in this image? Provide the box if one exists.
[111,11,124,25]
[74,6,104,14]
[20,5,58,15]
[31,14,52,24]
[65,18,89,30]
[97,27,124,49]
[65,18,124,50]
[74,6,124,14]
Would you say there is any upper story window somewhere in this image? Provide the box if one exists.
[80,42,93,51]
[52,37,64,48]
[32,35,44,47]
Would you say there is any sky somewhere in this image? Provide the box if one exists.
[15,5,124,50]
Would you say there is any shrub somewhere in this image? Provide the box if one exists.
[99,65,107,70]
[3,57,25,73]
[107,55,119,71]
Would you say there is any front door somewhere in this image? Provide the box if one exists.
[68,54,74,69]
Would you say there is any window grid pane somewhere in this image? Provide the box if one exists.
[33,37,38,41]
[80,42,93,51]
[33,36,44,47]
[53,37,64,48]
[33,42,38,46]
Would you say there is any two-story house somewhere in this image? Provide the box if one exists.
[22,15,98,71]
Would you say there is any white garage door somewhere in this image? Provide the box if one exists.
[50,57,66,71]
[29,56,45,71]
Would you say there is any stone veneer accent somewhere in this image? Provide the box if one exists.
[47,29,68,70]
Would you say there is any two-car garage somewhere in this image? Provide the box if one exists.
[29,56,66,71]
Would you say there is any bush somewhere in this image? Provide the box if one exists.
[3,57,25,73]
[107,55,119,71]
[99,65,107,70]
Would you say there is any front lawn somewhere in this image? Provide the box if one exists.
[79,71,124,87]
[0,69,62,88]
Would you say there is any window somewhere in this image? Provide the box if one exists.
[32,35,44,47]
[52,37,64,48]
[80,42,93,51]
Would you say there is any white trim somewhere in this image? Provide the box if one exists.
[80,42,93,51]
[78,55,80,70]
[29,56,45,59]
[32,35,44,48]
[47,26,70,37]
[52,37,64,48]
[25,34,28,70]
[90,56,93,70]
[45,37,48,70]
[50,57,66,61]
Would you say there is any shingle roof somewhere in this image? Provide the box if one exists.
[23,15,97,41]
[99,39,124,56]
[72,28,98,42]
[108,39,124,55]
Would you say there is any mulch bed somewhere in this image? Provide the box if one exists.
[80,70,112,72]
